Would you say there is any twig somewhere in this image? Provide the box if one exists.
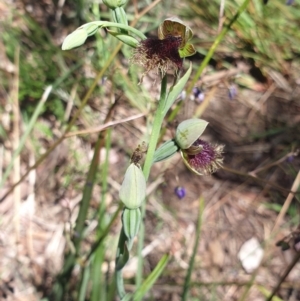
[266,251,300,301]
[65,113,145,137]
[272,170,300,233]
[218,0,225,33]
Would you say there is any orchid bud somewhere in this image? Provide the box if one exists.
[119,163,146,209]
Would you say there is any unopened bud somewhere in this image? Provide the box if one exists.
[119,163,146,209]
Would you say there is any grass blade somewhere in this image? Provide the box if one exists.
[182,196,205,301]
[133,254,170,301]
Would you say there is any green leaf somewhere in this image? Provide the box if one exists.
[116,242,130,270]
[133,254,170,301]
[164,63,192,114]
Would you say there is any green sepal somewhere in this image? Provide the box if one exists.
[175,118,208,149]
[153,139,179,163]
[179,43,196,58]
[158,17,195,58]
[119,163,146,209]
[122,208,142,250]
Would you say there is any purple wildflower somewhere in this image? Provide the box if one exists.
[228,84,238,100]
[286,0,294,5]
[192,87,205,103]
[175,186,186,199]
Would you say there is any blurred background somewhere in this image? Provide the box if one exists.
[0,0,300,300]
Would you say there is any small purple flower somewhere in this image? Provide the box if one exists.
[192,87,205,103]
[286,155,294,163]
[181,139,224,175]
[228,84,238,100]
[175,186,186,199]
[286,0,294,5]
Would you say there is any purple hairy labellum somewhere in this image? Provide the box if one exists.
[181,139,224,175]
[131,36,183,79]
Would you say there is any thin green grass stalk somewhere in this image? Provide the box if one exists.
[0,85,52,189]
[91,247,106,301]
[133,254,170,301]
[258,286,284,301]
[182,197,205,301]
[116,228,128,299]
[238,269,259,301]
[72,135,102,252]
[78,263,91,301]
[86,202,123,262]
[90,128,112,301]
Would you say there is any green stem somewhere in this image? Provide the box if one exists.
[182,197,204,301]
[86,21,146,40]
[134,75,168,290]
